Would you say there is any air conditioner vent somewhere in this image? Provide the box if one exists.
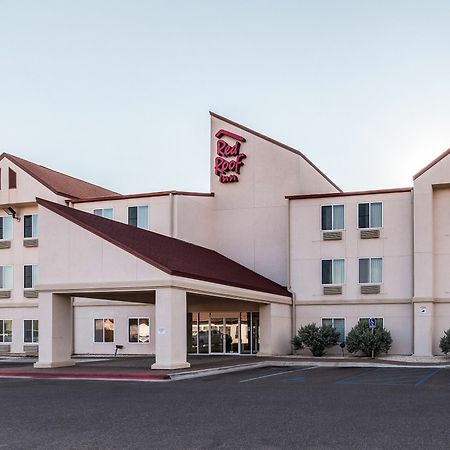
[361,285,381,294]
[323,231,342,241]
[0,344,11,354]
[23,345,38,355]
[0,241,11,249]
[0,291,11,299]
[23,238,38,248]
[24,290,39,299]
[360,229,380,239]
[323,285,343,295]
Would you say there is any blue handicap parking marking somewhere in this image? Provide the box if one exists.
[280,376,305,384]
[336,368,442,386]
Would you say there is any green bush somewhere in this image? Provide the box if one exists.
[292,323,339,357]
[439,328,450,354]
[346,321,392,358]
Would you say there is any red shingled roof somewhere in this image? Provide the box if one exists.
[37,198,291,297]
[0,153,119,199]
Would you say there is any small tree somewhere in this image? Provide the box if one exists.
[439,328,450,354]
[292,323,339,357]
[346,321,392,358]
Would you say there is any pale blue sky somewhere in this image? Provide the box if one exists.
[1,0,450,194]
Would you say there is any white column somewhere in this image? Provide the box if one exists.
[413,301,435,356]
[151,288,190,370]
[34,292,75,368]
[258,303,291,356]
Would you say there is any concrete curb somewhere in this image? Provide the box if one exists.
[0,372,171,382]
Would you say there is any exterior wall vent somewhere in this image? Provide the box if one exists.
[323,285,343,295]
[360,229,380,239]
[0,290,11,299]
[0,344,11,354]
[0,241,11,249]
[323,231,342,241]
[361,284,381,294]
[23,345,38,355]
[23,238,38,248]
[24,290,39,299]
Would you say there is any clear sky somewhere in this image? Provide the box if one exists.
[1,0,450,194]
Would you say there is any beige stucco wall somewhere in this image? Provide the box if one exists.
[210,116,340,286]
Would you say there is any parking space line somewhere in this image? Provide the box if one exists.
[239,366,317,383]
[415,368,442,386]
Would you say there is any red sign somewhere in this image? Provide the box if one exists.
[214,129,247,183]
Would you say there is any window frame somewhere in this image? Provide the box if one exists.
[321,317,345,343]
[127,205,149,230]
[357,201,383,229]
[359,317,385,328]
[358,257,383,284]
[321,204,345,231]
[321,258,345,285]
[128,317,151,344]
[93,318,115,343]
[0,216,13,241]
[23,214,38,239]
[24,264,38,289]
[0,265,13,290]
[93,208,114,219]
[0,319,12,343]
[23,319,39,343]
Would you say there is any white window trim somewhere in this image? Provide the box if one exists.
[320,204,345,231]
[0,265,13,290]
[93,318,115,343]
[321,317,346,342]
[23,264,38,289]
[128,317,151,344]
[321,258,345,286]
[0,216,13,241]
[127,205,149,229]
[93,208,114,219]
[23,319,39,344]
[358,257,383,284]
[23,214,38,239]
[357,201,383,230]
[0,319,13,343]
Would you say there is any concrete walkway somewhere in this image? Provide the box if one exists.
[0,354,449,382]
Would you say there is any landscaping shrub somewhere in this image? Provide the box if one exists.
[292,323,339,357]
[439,328,450,354]
[346,321,392,358]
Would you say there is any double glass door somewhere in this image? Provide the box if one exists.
[189,312,259,354]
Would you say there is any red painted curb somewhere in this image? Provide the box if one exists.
[0,372,171,380]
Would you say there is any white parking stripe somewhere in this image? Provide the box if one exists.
[239,366,318,383]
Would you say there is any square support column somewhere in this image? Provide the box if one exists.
[151,288,190,370]
[34,292,75,368]
[413,300,434,356]
[258,303,291,356]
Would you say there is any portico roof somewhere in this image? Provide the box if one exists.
[37,198,291,298]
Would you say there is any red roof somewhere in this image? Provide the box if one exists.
[37,198,291,297]
[413,147,450,180]
[0,153,119,199]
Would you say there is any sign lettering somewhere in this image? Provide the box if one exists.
[214,129,247,183]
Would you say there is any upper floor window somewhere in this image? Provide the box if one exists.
[359,257,383,284]
[93,208,114,219]
[321,205,344,230]
[0,216,13,241]
[321,259,345,285]
[0,319,12,343]
[128,206,149,230]
[24,265,38,289]
[8,168,16,189]
[0,266,13,290]
[358,202,382,229]
[24,214,38,238]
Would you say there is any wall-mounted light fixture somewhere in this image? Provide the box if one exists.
[2,207,20,221]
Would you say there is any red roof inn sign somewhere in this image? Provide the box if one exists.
[214,129,247,183]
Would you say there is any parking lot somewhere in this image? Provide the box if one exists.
[1,365,450,449]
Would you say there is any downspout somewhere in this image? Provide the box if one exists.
[287,198,296,353]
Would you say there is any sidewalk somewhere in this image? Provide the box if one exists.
[0,354,449,382]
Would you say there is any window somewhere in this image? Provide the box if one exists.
[8,168,16,189]
[93,208,114,219]
[128,206,149,230]
[0,266,13,289]
[359,258,383,283]
[0,216,13,240]
[94,319,114,343]
[359,317,384,328]
[24,265,38,289]
[0,319,12,342]
[128,318,150,343]
[24,214,38,238]
[358,202,382,228]
[322,259,345,285]
[322,318,345,343]
[24,319,38,343]
[321,205,344,230]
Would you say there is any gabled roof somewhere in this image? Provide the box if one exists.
[413,147,450,180]
[37,198,291,298]
[0,153,119,199]
[210,111,342,192]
